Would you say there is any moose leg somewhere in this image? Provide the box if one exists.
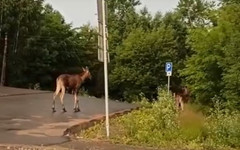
[179,96,184,111]
[52,99,56,113]
[60,86,67,112]
[52,80,61,112]
[76,90,80,112]
[76,98,80,112]
[175,95,183,111]
[73,91,80,112]
[175,94,179,110]
[52,92,58,113]
[73,91,77,111]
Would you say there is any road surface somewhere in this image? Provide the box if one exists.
[0,86,137,146]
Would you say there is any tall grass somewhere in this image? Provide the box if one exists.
[80,90,240,150]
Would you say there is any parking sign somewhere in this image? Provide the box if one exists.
[165,62,172,94]
[165,62,172,76]
[165,62,172,72]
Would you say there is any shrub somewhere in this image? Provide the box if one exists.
[120,90,179,146]
[202,101,240,149]
[82,89,180,147]
[81,90,240,150]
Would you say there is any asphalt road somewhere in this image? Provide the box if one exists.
[0,86,137,146]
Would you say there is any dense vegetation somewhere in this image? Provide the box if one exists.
[1,0,240,110]
[1,1,240,149]
[81,90,240,150]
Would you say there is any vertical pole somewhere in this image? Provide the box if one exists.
[102,0,110,138]
[0,0,3,37]
[167,75,170,95]
[1,33,7,86]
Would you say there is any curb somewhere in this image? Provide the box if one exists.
[63,107,140,136]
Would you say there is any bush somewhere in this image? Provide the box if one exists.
[202,101,240,149]
[81,90,240,150]
[120,89,179,146]
[82,89,181,147]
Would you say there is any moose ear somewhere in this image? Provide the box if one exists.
[85,66,89,70]
[82,67,85,71]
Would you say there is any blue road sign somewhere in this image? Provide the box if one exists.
[165,62,172,73]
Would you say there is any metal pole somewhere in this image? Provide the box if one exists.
[168,76,170,95]
[102,0,110,138]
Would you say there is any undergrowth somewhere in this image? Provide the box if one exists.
[78,90,240,150]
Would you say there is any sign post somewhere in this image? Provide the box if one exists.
[97,0,110,138]
[165,62,172,95]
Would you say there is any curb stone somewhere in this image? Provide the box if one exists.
[63,107,140,136]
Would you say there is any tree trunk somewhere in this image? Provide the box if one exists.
[1,33,8,86]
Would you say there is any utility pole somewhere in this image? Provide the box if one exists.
[1,33,8,86]
[97,0,110,137]
[0,0,3,37]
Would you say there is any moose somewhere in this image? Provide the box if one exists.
[170,85,190,111]
[52,67,91,113]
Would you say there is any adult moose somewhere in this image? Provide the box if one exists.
[52,67,91,113]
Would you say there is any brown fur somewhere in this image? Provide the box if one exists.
[52,67,91,112]
[173,86,190,111]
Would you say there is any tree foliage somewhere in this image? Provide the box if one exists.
[181,3,240,109]
[176,0,215,28]
[110,26,178,100]
[1,0,240,109]
[0,1,99,92]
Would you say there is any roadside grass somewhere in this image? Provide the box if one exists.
[76,90,240,150]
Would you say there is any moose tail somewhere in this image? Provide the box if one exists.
[53,78,62,99]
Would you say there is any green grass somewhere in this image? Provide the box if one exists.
[76,90,240,150]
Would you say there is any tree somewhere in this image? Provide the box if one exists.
[74,24,103,97]
[9,4,79,88]
[180,28,224,105]
[221,0,240,4]
[106,1,194,100]
[107,0,141,54]
[0,1,101,95]
[162,12,190,85]
[0,0,44,86]
[176,0,215,28]
[218,4,240,109]
[110,26,177,101]
[181,3,240,109]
